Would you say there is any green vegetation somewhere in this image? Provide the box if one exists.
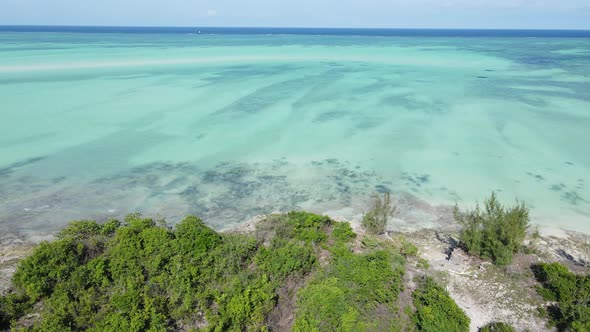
[417,258,430,269]
[454,192,530,266]
[0,210,475,331]
[7,192,590,332]
[255,239,316,280]
[0,212,420,331]
[362,192,396,235]
[412,276,470,332]
[331,221,357,242]
[4,213,310,331]
[387,234,419,258]
[533,262,590,331]
[0,293,29,329]
[479,322,516,332]
[293,246,405,331]
[255,211,331,244]
[401,241,419,258]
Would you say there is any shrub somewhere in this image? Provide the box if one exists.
[216,275,275,330]
[258,211,332,244]
[294,247,405,331]
[212,234,259,276]
[293,277,350,332]
[175,215,222,256]
[455,192,530,266]
[412,277,470,332]
[332,222,357,243]
[417,258,430,269]
[0,293,30,329]
[360,236,380,249]
[533,262,590,331]
[255,239,317,280]
[102,219,122,236]
[56,220,103,240]
[479,322,516,332]
[401,241,419,258]
[13,239,85,301]
[332,249,404,307]
[286,211,332,243]
[4,211,409,331]
[387,234,419,258]
[362,192,396,234]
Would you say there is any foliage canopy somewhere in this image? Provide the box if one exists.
[533,262,590,332]
[412,276,470,332]
[455,192,530,266]
[1,210,473,332]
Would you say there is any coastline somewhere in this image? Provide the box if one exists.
[1,25,589,332]
[224,203,589,332]
[5,190,589,246]
[5,190,590,252]
[1,196,589,331]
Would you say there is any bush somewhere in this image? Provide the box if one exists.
[417,258,430,269]
[216,275,275,330]
[294,247,405,331]
[56,220,103,240]
[362,192,396,234]
[455,192,530,266]
[0,293,30,329]
[533,262,590,331]
[332,222,357,243]
[412,277,470,332]
[4,211,409,331]
[479,322,516,332]
[401,241,419,258]
[332,249,404,308]
[13,239,85,301]
[175,215,222,256]
[293,277,350,332]
[257,211,332,244]
[255,239,317,280]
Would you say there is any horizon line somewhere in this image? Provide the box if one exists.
[1,25,590,32]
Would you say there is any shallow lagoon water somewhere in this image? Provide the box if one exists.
[1,31,590,235]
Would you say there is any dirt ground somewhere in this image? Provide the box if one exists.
[0,232,34,296]
[403,229,549,332]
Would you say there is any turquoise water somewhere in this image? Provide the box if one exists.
[1,31,590,235]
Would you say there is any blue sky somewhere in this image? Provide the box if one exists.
[1,0,589,29]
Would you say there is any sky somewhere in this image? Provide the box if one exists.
[1,0,589,29]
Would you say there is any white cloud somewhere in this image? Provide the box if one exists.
[207,9,217,17]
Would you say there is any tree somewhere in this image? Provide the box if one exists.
[455,192,529,266]
[362,192,396,234]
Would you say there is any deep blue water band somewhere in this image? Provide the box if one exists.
[1,26,590,38]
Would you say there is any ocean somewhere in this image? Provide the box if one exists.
[1,26,589,236]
